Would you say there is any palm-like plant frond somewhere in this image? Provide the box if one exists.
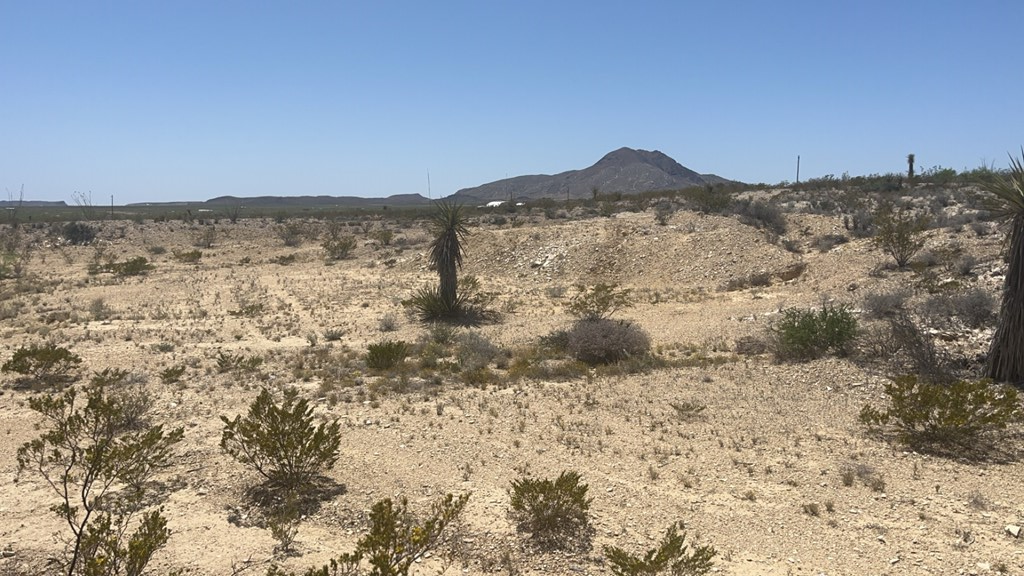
[427,200,469,313]
[982,149,1024,384]
[427,200,469,271]
[980,149,1024,219]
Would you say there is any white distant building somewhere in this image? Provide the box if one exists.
[485,201,505,208]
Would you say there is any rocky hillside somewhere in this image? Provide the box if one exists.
[452,147,731,203]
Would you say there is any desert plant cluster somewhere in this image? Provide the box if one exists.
[2,162,1024,575]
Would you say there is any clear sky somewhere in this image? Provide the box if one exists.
[2,1,1021,204]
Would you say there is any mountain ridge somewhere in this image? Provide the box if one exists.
[452,147,732,202]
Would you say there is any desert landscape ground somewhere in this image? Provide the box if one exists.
[1,186,1022,576]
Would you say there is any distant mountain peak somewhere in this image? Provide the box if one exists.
[452,147,729,202]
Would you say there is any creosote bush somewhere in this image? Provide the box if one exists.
[322,235,357,260]
[221,388,342,493]
[567,283,633,320]
[859,375,1020,451]
[17,382,183,576]
[2,343,83,386]
[769,304,857,361]
[62,221,96,245]
[509,471,592,549]
[872,203,929,268]
[567,318,651,365]
[266,493,468,576]
[604,521,716,576]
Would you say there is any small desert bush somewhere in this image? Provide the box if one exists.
[769,305,857,361]
[159,365,186,385]
[731,199,787,236]
[221,388,342,493]
[365,340,410,371]
[604,521,716,576]
[216,351,264,373]
[267,493,469,576]
[278,222,306,247]
[17,381,183,576]
[62,221,96,245]
[859,375,1020,451]
[369,228,394,246]
[873,204,929,268]
[322,235,357,260]
[90,256,154,277]
[192,226,217,248]
[567,318,651,365]
[843,209,874,238]
[509,471,592,549]
[456,331,504,371]
[862,289,912,320]
[2,343,82,386]
[173,249,202,263]
[921,287,996,329]
[568,283,633,320]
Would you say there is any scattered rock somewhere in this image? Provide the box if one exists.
[1006,524,1021,538]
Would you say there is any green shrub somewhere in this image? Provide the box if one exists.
[89,256,155,277]
[365,340,410,371]
[173,249,203,263]
[265,493,468,576]
[159,365,186,385]
[323,235,357,260]
[509,471,592,549]
[17,382,183,576]
[872,204,929,268]
[216,351,264,373]
[769,305,857,361]
[859,375,1020,450]
[2,343,82,386]
[369,228,394,246]
[62,221,96,245]
[278,222,306,247]
[604,521,716,576]
[731,199,787,236]
[221,388,342,492]
[567,318,651,365]
[567,283,633,320]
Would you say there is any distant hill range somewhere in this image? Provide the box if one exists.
[452,147,733,203]
[197,193,429,208]
[0,200,68,207]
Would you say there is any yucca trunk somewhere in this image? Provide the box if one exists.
[987,212,1024,384]
[439,258,458,310]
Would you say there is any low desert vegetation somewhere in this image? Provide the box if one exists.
[859,375,1021,452]
[266,493,469,576]
[604,521,716,576]
[17,377,183,576]
[5,162,1024,574]
[768,304,858,361]
[509,471,592,550]
[220,388,342,494]
[2,343,83,387]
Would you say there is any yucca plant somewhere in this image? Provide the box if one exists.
[427,200,469,316]
[981,151,1024,384]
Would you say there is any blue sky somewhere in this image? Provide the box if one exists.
[2,1,1021,204]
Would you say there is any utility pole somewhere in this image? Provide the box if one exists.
[796,155,801,184]
[110,195,114,219]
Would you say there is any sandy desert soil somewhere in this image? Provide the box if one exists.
[1,205,1022,576]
